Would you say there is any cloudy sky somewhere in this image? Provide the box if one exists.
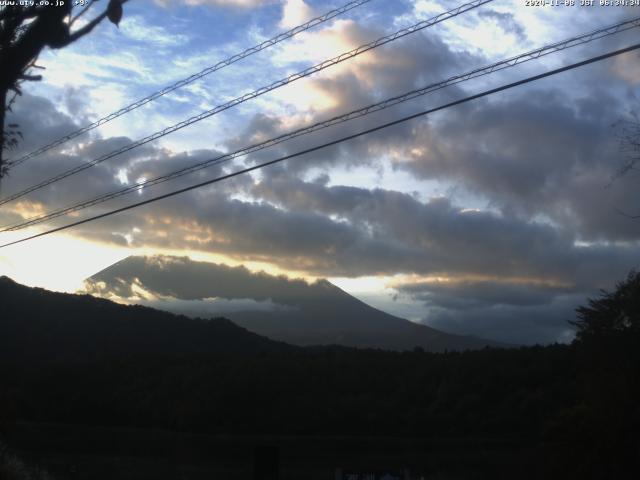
[1,0,639,344]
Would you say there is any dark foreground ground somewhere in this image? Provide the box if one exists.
[2,275,640,480]
[4,422,538,480]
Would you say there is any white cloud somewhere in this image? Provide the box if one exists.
[279,0,315,29]
[120,16,191,47]
[270,19,367,68]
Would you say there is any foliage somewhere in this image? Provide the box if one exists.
[0,0,127,172]
[571,270,640,341]
[545,270,640,479]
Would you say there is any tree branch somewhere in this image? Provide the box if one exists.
[18,74,42,81]
[64,11,109,45]
[63,0,129,46]
[69,0,99,27]
[0,6,47,22]
[613,206,640,219]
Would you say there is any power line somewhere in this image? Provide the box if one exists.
[3,15,638,232]
[2,41,637,250]
[5,0,375,170]
[0,0,493,207]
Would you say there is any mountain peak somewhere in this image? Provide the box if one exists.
[0,275,16,285]
[83,255,506,352]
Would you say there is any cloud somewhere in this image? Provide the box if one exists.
[612,51,640,85]
[419,296,580,345]
[120,16,191,48]
[83,254,324,306]
[279,0,315,29]
[224,12,640,244]
[2,94,80,161]
[249,176,639,281]
[222,28,473,174]
[396,89,640,242]
[477,10,527,43]
[3,92,638,290]
[253,38,635,243]
[10,150,633,291]
[396,278,574,310]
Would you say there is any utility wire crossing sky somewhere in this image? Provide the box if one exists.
[0,0,493,206]
[5,0,374,170]
[2,41,638,249]
[2,14,640,234]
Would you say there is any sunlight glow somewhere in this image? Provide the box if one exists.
[0,230,129,293]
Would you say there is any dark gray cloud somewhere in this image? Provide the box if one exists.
[393,279,585,344]
[219,23,640,246]
[249,176,639,283]
[27,169,633,300]
[224,29,475,174]
[0,93,235,227]
[5,92,638,285]
[419,295,581,346]
[396,280,575,310]
[84,254,329,308]
[394,89,640,242]
[3,93,79,160]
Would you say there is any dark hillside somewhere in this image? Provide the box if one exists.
[0,275,291,365]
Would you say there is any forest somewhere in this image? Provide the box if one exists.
[0,273,639,479]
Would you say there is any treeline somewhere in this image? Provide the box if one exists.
[1,342,638,478]
[1,345,575,437]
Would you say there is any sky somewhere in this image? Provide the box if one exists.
[1,0,640,345]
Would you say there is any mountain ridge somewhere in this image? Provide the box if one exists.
[0,275,292,365]
[83,255,507,351]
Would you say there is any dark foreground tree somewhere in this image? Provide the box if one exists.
[544,271,640,480]
[0,0,127,176]
[571,270,640,341]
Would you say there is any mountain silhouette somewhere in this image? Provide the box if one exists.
[83,255,505,351]
[0,275,290,365]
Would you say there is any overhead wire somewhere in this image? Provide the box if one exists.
[0,0,493,207]
[2,41,638,249]
[4,0,375,170]
[3,15,639,232]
